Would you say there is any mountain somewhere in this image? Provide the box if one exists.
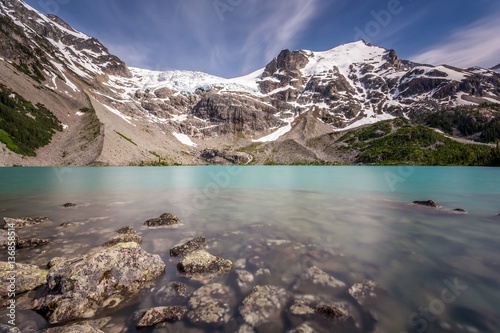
[492,63,500,73]
[1,0,500,166]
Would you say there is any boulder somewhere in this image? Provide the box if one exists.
[177,250,232,283]
[2,217,51,229]
[116,226,136,235]
[103,234,142,247]
[136,306,186,328]
[239,285,287,328]
[187,283,234,325]
[170,236,207,257]
[0,262,47,299]
[144,213,180,227]
[413,200,441,208]
[32,242,165,324]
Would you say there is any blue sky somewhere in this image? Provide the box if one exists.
[24,0,500,78]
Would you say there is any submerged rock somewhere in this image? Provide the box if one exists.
[0,230,11,248]
[293,266,345,294]
[59,222,73,228]
[452,208,468,214]
[177,250,232,283]
[239,285,287,328]
[348,280,387,307]
[235,270,255,294]
[170,236,207,257]
[136,306,186,328]
[62,203,77,208]
[2,217,51,229]
[144,213,180,227]
[16,238,50,249]
[187,283,233,325]
[103,234,142,247]
[32,242,165,324]
[154,281,193,304]
[0,262,47,300]
[42,318,111,333]
[116,226,137,235]
[413,200,441,208]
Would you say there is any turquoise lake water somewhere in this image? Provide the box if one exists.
[0,166,499,332]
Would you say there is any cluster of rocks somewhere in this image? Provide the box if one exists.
[1,212,396,332]
[1,217,52,250]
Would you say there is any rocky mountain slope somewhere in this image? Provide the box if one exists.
[1,0,500,166]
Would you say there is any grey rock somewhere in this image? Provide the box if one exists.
[187,283,233,325]
[103,234,142,247]
[349,280,387,306]
[2,217,51,229]
[42,317,111,333]
[154,281,193,304]
[239,285,287,327]
[0,324,21,333]
[136,306,186,328]
[144,213,180,227]
[62,203,77,208]
[413,200,441,208]
[170,236,207,257]
[116,226,137,235]
[32,242,165,324]
[235,270,254,294]
[177,250,232,283]
[0,261,47,298]
[293,266,345,294]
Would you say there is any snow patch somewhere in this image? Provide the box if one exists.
[253,118,293,142]
[334,113,395,132]
[172,132,197,147]
[102,104,136,126]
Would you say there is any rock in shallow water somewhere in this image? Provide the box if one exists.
[116,226,136,235]
[154,281,193,304]
[348,280,387,307]
[413,200,441,208]
[41,318,111,333]
[32,242,165,324]
[16,238,50,249]
[177,250,232,283]
[187,283,234,325]
[2,217,51,229]
[103,234,142,247]
[293,266,345,294]
[136,306,186,328]
[170,236,207,257]
[0,262,47,300]
[62,203,77,208]
[239,285,287,328]
[144,213,180,227]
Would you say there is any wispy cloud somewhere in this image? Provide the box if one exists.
[411,13,500,68]
[239,0,320,73]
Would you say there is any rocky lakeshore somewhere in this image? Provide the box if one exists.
[0,195,498,333]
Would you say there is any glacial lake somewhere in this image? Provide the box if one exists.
[1,166,499,332]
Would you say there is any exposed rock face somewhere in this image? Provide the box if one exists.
[413,200,441,208]
[198,149,249,165]
[239,285,287,328]
[32,242,165,324]
[144,213,180,227]
[0,261,47,299]
[2,217,51,229]
[136,306,186,328]
[187,283,234,326]
[177,250,232,283]
[103,234,142,247]
[293,266,345,294]
[170,236,207,257]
